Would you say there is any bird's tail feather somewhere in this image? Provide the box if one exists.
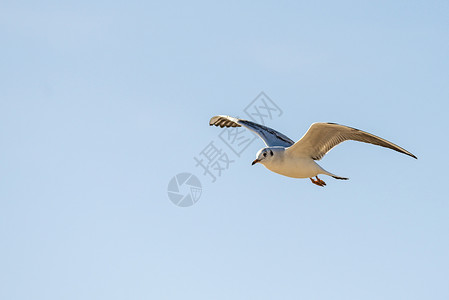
[321,168,349,180]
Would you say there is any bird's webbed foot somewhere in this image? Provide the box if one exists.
[310,176,326,187]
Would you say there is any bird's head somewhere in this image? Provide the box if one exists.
[252,147,275,166]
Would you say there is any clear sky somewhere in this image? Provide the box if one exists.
[1,1,448,299]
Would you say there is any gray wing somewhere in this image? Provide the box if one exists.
[286,122,417,160]
[209,115,294,147]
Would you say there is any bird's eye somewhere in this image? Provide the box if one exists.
[270,150,273,156]
[263,152,267,157]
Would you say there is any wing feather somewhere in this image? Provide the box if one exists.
[209,115,294,147]
[286,122,417,160]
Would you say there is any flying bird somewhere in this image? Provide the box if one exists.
[209,115,416,187]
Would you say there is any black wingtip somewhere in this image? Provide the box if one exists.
[405,152,418,159]
[332,176,349,180]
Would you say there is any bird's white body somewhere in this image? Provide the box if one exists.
[259,147,334,179]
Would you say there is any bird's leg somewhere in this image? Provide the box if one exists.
[309,177,322,186]
[310,176,326,187]
[316,176,326,186]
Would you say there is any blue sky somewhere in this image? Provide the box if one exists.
[1,1,448,299]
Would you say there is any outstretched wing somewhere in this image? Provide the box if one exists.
[209,115,294,147]
[286,122,417,160]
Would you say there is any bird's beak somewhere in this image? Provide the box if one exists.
[252,159,260,165]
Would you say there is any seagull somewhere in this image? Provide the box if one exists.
[209,115,417,187]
